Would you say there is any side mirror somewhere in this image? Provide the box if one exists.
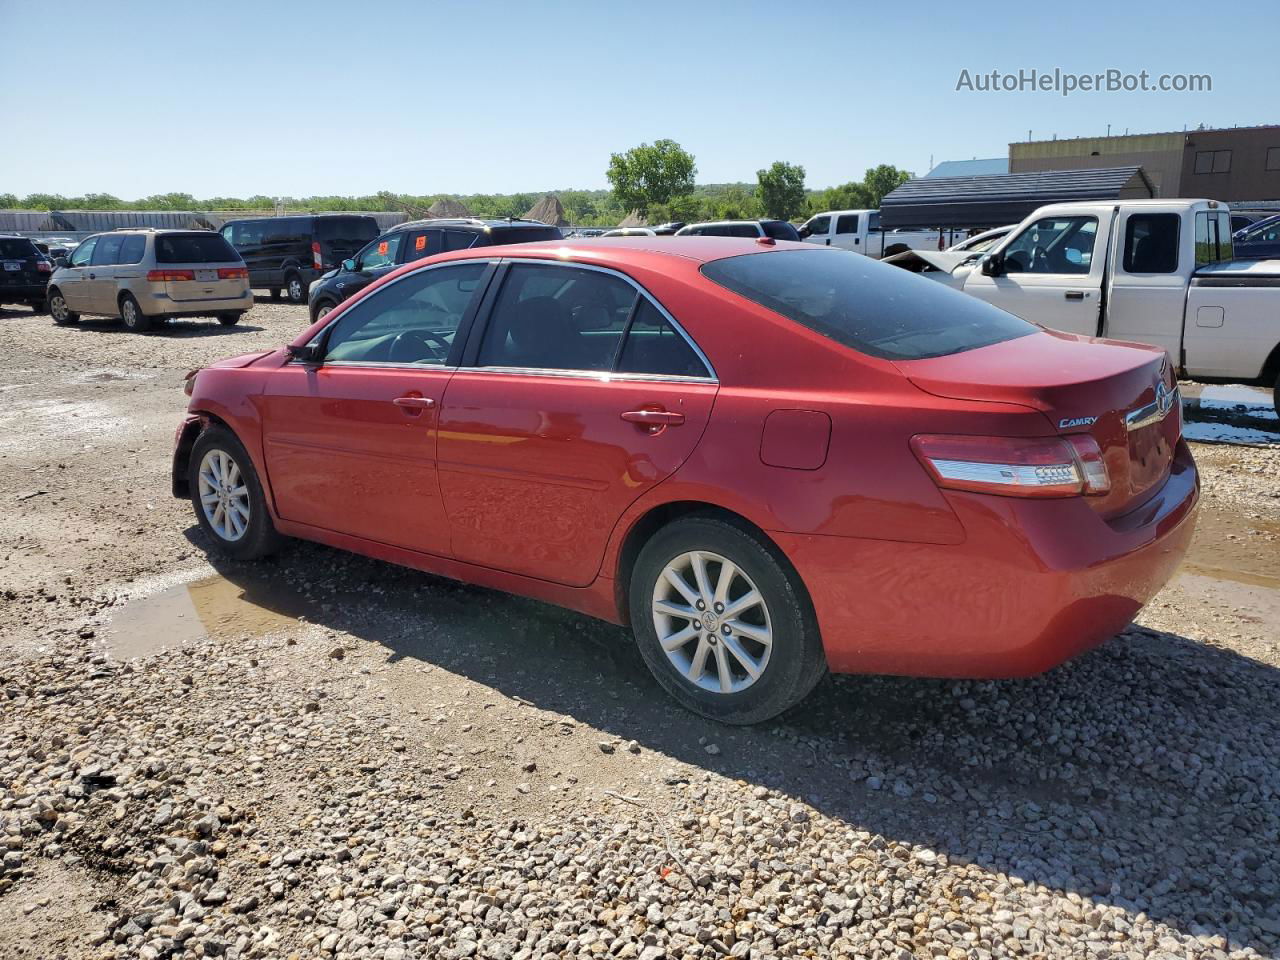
[341,258,357,272]
[797,225,811,239]
[287,343,323,364]
[54,256,68,268]
[981,253,1005,277]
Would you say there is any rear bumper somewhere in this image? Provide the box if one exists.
[776,439,1200,678]
[0,281,47,300]
[138,288,253,316]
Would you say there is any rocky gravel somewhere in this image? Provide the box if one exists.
[2,299,1279,959]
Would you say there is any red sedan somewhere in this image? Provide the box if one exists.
[174,238,1198,723]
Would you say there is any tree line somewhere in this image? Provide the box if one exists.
[0,141,910,226]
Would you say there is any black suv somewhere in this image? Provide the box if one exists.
[0,236,54,311]
[307,218,563,321]
[219,214,379,304]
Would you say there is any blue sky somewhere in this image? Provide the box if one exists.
[2,0,1277,199]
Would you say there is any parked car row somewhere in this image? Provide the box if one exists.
[0,235,55,312]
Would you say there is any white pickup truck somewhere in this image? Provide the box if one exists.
[891,199,1280,415]
[798,209,961,258]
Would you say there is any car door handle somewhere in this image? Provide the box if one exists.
[393,396,435,410]
[621,409,685,428]
[88,273,96,279]
[1064,290,1087,301]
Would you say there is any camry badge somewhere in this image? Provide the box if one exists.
[1059,416,1098,429]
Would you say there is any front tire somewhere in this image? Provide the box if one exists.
[49,290,78,325]
[1273,369,1280,419]
[119,293,152,332]
[188,426,281,561]
[284,273,305,304]
[313,298,337,322]
[629,516,826,724]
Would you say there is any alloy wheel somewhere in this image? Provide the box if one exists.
[50,295,69,322]
[651,550,773,694]
[288,278,304,301]
[197,449,250,542]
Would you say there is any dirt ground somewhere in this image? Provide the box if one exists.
[1,298,1278,960]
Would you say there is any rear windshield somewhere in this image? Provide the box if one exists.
[155,233,241,264]
[488,226,563,245]
[315,217,379,244]
[0,238,38,258]
[701,249,1036,361]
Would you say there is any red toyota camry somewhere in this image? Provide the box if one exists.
[174,238,1198,723]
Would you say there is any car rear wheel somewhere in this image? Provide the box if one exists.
[29,300,46,313]
[48,291,78,325]
[188,426,281,560]
[270,288,282,301]
[217,312,245,326]
[1273,370,1280,419]
[285,273,305,304]
[119,293,152,332]
[630,516,826,724]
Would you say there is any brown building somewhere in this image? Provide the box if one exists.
[1009,125,1280,202]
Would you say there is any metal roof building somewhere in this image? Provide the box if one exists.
[880,166,1156,229]
[923,158,1009,178]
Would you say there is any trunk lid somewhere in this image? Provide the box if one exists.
[896,329,1181,517]
[164,265,246,302]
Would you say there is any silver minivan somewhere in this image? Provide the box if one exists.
[48,229,252,332]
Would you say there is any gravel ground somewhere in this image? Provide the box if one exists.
[1,298,1278,960]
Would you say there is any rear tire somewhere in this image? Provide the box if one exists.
[217,312,245,326]
[270,288,282,301]
[119,293,152,332]
[629,516,826,725]
[30,300,46,314]
[1273,370,1280,419]
[285,273,305,304]
[188,426,282,561]
[48,290,78,325]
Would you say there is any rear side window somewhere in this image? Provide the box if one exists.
[702,249,1035,361]
[616,300,708,378]
[477,263,636,372]
[155,233,240,264]
[91,234,126,265]
[762,221,800,241]
[488,226,563,245]
[836,214,859,234]
[316,217,378,245]
[0,238,38,258]
[1123,213,1180,274]
[262,219,307,245]
[119,235,146,264]
[442,230,476,252]
[1195,211,1234,265]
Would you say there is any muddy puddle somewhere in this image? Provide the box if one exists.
[1181,383,1278,446]
[1170,505,1280,630]
[104,574,311,658]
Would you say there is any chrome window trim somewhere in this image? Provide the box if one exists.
[323,361,458,371]
[483,257,718,380]
[459,365,716,385]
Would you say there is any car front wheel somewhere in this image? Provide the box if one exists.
[630,516,826,724]
[49,290,78,325]
[188,426,282,560]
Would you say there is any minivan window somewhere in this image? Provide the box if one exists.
[702,249,1035,361]
[477,263,637,371]
[70,237,98,267]
[1122,213,1180,274]
[91,234,126,266]
[155,233,240,264]
[119,234,147,264]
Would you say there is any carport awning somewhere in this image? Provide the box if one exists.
[879,166,1155,230]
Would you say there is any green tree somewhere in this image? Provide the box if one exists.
[812,181,871,215]
[0,193,17,209]
[755,161,807,220]
[606,139,696,219]
[860,164,911,207]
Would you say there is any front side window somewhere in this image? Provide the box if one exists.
[359,233,405,270]
[835,214,859,234]
[229,222,265,247]
[324,262,488,365]
[70,236,98,267]
[807,216,831,235]
[91,234,125,266]
[1122,213,1180,274]
[477,264,636,372]
[1001,216,1097,274]
[702,249,1035,361]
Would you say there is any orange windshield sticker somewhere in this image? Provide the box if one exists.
[377,241,389,255]
[415,235,426,251]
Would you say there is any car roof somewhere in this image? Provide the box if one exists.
[387,217,554,234]
[429,235,814,268]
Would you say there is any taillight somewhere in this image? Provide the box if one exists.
[218,266,248,280]
[147,269,195,282]
[911,434,1111,498]
[36,261,52,273]
[312,241,323,270]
